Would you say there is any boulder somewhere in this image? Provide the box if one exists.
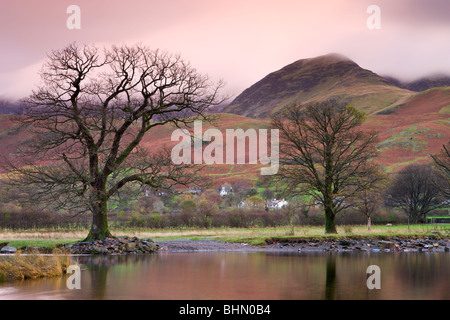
[126,242,137,252]
[91,246,109,254]
[377,240,396,249]
[338,239,352,246]
[0,246,17,254]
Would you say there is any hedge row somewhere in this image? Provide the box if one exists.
[0,207,407,230]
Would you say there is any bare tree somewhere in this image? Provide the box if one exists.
[5,43,224,241]
[282,196,309,236]
[431,143,450,198]
[272,100,381,234]
[353,167,387,231]
[386,164,442,225]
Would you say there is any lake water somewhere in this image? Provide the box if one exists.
[0,251,449,300]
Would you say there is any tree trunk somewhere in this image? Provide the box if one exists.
[84,194,113,242]
[367,216,371,231]
[324,204,337,234]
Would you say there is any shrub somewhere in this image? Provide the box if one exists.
[149,213,163,228]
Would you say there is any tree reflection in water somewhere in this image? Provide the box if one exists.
[325,254,337,300]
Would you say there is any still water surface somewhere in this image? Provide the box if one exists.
[0,251,449,300]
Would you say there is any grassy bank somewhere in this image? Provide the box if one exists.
[1,224,449,248]
[0,251,71,282]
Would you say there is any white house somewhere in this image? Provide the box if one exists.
[219,185,233,196]
[189,186,202,195]
[266,198,289,210]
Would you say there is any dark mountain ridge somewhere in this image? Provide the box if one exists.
[384,74,450,92]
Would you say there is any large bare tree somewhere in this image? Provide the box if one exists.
[6,43,223,241]
[272,100,381,234]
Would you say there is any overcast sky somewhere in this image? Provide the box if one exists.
[1,0,450,100]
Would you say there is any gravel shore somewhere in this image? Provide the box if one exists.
[156,240,265,253]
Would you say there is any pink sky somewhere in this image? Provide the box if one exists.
[1,0,450,100]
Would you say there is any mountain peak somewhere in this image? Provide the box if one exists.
[223,53,408,118]
[301,53,352,64]
[282,53,356,72]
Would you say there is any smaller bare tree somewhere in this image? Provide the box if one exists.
[355,190,382,231]
[282,196,309,236]
[431,143,450,198]
[386,164,442,226]
[353,166,387,231]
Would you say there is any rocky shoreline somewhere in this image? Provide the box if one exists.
[157,235,450,254]
[1,234,449,255]
[0,236,160,255]
[264,235,450,253]
[66,236,160,254]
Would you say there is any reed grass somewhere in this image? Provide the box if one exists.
[0,250,71,282]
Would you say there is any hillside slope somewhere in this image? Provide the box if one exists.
[1,104,447,186]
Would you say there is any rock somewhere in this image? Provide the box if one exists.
[338,239,352,246]
[0,246,17,254]
[91,246,109,254]
[377,240,396,249]
[125,242,137,252]
[0,242,8,250]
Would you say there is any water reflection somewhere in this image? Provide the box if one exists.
[325,254,336,300]
[0,252,449,300]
